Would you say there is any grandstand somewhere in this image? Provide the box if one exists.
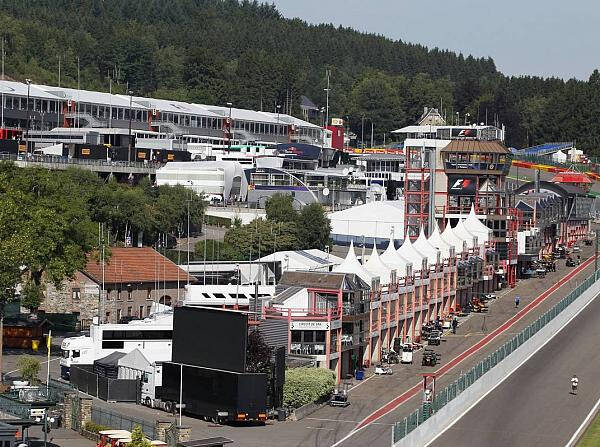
[516,142,575,156]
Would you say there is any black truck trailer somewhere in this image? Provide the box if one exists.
[156,362,268,423]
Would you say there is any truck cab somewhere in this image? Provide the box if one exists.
[60,336,94,379]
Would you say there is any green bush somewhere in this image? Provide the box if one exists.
[17,356,41,384]
[283,367,336,409]
[83,421,109,434]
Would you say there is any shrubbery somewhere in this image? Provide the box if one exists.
[83,421,109,434]
[283,367,335,409]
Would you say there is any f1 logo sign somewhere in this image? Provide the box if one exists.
[451,178,472,190]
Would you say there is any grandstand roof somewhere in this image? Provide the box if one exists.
[519,142,574,156]
[0,80,64,100]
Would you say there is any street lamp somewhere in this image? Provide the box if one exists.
[226,102,233,151]
[127,90,133,163]
[25,78,31,155]
[235,263,240,307]
[465,113,471,126]
[276,104,281,142]
[186,180,193,290]
[455,112,459,126]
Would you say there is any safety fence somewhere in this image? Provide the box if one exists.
[393,269,600,443]
[91,406,156,438]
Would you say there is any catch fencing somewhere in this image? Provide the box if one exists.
[393,269,600,443]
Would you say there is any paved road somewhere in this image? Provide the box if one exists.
[85,244,599,447]
[430,281,600,447]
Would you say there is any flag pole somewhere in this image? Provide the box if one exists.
[46,329,51,395]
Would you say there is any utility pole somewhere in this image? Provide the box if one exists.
[25,78,31,154]
[128,90,133,163]
[370,120,374,149]
[1,37,4,128]
[595,229,598,273]
[324,69,330,128]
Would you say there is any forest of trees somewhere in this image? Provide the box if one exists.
[1,0,599,152]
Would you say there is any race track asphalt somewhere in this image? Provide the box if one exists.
[430,286,600,447]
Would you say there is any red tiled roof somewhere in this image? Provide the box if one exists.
[84,247,193,284]
[551,172,592,184]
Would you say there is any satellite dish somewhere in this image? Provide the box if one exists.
[322,187,330,197]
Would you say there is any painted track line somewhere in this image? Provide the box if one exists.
[329,255,597,447]
[565,393,600,446]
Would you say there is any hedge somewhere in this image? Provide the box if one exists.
[283,367,336,409]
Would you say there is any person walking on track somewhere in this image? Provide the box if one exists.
[515,296,520,309]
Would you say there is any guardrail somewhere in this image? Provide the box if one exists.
[0,153,164,170]
[392,268,600,443]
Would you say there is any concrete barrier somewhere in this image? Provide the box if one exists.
[397,277,600,447]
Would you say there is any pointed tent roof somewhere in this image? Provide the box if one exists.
[364,242,392,284]
[465,205,492,244]
[397,235,427,270]
[380,236,411,276]
[414,227,441,265]
[333,241,375,284]
[441,221,466,254]
[427,221,454,259]
[453,219,476,249]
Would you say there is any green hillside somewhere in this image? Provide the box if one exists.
[1,0,599,152]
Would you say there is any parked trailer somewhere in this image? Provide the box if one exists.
[155,362,268,423]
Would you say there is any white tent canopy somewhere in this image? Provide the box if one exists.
[329,200,405,245]
[414,227,441,265]
[441,221,467,254]
[465,205,492,244]
[334,241,375,284]
[380,236,411,277]
[428,221,454,259]
[364,242,393,284]
[397,236,427,270]
[453,219,477,249]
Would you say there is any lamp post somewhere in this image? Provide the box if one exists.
[276,104,281,142]
[324,69,330,128]
[25,78,31,154]
[127,90,133,163]
[455,112,459,126]
[186,181,192,291]
[226,102,232,151]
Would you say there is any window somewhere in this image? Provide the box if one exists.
[117,289,122,301]
[102,340,124,349]
[147,305,151,316]
[315,331,326,343]
[127,307,132,316]
[291,331,301,342]
[72,350,81,358]
[71,288,81,301]
[147,288,152,300]
[303,331,314,343]
[128,290,133,301]
[139,305,144,317]
[117,309,122,321]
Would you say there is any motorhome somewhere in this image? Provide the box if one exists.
[60,311,173,379]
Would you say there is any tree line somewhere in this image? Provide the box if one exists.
[0,162,204,313]
[194,193,331,262]
[1,0,599,152]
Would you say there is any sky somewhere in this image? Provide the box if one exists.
[270,0,600,81]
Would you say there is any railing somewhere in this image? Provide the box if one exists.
[92,406,155,439]
[1,153,164,170]
[392,269,600,443]
[264,306,341,320]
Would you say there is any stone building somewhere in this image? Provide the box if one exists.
[41,247,193,325]
[41,271,100,328]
